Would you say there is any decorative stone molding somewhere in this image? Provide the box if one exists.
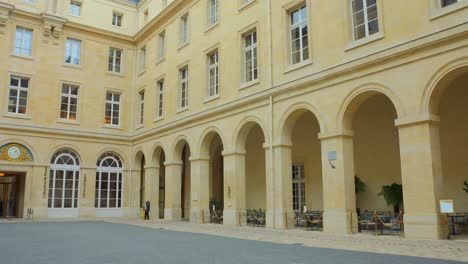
[0,2,14,27]
[41,13,67,39]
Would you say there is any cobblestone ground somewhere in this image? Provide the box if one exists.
[0,220,466,264]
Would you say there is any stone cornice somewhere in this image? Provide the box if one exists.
[0,2,14,27]
[41,13,67,38]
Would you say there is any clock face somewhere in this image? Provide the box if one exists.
[7,146,21,160]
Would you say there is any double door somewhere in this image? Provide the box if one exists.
[0,182,18,218]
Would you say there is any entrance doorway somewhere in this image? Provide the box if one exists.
[0,173,25,218]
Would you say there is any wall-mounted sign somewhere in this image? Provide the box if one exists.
[0,143,33,162]
[328,151,337,161]
[440,200,454,214]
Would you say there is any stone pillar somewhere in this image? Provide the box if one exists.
[127,169,142,218]
[319,132,358,234]
[144,164,159,220]
[222,151,246,226]
[271,144,293,229]
[396,117,446,239]
[189,156,210,224]
[164,161,182,221]
[264,143,274,229]
[56,0,64,16]
[78,168,96,218]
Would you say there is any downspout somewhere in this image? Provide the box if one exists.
[267,0,275,229]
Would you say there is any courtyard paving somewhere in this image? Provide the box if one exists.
[0,220,466,264]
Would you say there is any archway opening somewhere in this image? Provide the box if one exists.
[347,93,403,232]
[139,155,146,209]
[158,151,166,219]
[285,110,323,229]
[435,72,468,237]
[208,134,224,214]
[180,144,191,220]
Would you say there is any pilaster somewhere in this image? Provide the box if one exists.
[222,151,246,226]
[189,156,210,224]
[164,160,183,221]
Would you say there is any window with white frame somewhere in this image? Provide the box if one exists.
[108,47,122,73]
[290,5,309,64]
[351,0,379,41]
[60,84,79,120]
[69,1,81,16]
[139,46,146,72]
[48,149,80,209]
[180,67,189,108]
[15,27,32,56]
[208,0,218,25]
[139,90,145,125]
[105,91,121,126]
[244,31,258,83]
[95,153,123,209]
[157,79,164,118]
[208,50,219,97]
[112,12,123,27]
[158,31,166,59]
[65,38,81,65]
[8,76,29,115]
[292,164,306,212]
[180,14,189,44]
[441,0,461,7]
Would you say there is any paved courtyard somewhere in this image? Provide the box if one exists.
[0,221,466,264]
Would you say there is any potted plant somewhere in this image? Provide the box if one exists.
[464,181,468,193]
[355,176,366,217]
[379,183,403,213]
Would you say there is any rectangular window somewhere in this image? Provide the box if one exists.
[8,76,29,114]
[292,164,305,212]
[139,46,146,72]
[69,1,81,16]
[441,0,460,6]
[65,38,81,65]
[208,50,219,97]
[15,27,32,56]
[351,0,379,41]
[157,80,164,118]
[181,14,189,44]
[60,84,79,120]
[180,67,189,108]
[105,91,121,126]
[112,13,123,27]
[108,48,122,73]
[244,31,258,83]
[209,0,218,25]
[158,31,166,59]
[290,5,309,64]
[139,91,145,125]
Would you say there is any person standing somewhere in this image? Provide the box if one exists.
[144,200,150,220]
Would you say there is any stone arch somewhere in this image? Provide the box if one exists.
[278,102,326,146]
[48,143,82,166]
[338,83,404,130]
[198,126,225,157]
[95,147,127,168]
[132,147,145,168]
[423,57,468,116]
[0,138,36,162]
[233,116,268,153]
[151,142,166,165]
[171,135,192,161]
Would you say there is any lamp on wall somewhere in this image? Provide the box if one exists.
[0,172,5,177]
[328,151,337,169]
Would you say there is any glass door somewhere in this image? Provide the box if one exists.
[0,183,18,218]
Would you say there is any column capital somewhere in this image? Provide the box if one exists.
[189,155,210,162]
[395,114,440,128]
[222,151,246,157]
[164,160,183,166]
[0,2,13,27]
[144,164,159,169]
[318,130,354,140]
[271,143,293,149]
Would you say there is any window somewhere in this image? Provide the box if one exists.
[112,12,123,27]
[60,84,79,120]
[108,48,122,73]
[69,1,81,16]
[8,76,29,115]
[351,0,379,41]
[290,5,309,64]
[95,153,123,209]
[48,149,80,209]
[158,31,166,59]
[244,31,258,83]
[180,67,189,108]
[441,0,461,7]
[14,27,32,56]
[208,50,219,97]
[65,38,81,65]
[181,14,189,44]
[139,46,146,72]
[157,80,164,118]
[105,92,121,126]
[292,164,305,212]
[139,90,145,125]
[208,0,218,25]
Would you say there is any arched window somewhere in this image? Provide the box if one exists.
[48,149,80,209]
[95,153,123,209]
